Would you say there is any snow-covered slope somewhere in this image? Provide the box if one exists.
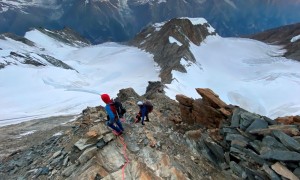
[165,35,300,118]
[1,20,300,127]
[0,29,160,126]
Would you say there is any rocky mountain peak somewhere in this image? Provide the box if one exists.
[130,17,216,83]
[34,27,91,47]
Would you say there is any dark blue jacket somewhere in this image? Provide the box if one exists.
[139,105,148,122]
[105,104,116,123]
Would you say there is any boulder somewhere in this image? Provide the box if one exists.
[219,108,232,117]
[276,115,300,125]
[260,150,300,161]
[249,125,300,136]
[261,136,288,151]
[192,100,224,128]
[89,123,110,136]
[178,104,193,124]
[203,135,225,163]
[276,116,295,125]
[86,131,98,138]
[78,147,98,164]
[271,162,299,180]
[272,130,300,152]
[262,164,281,180]
[74,138,95,151]
[185,129,202,140]
[196,88,227,108]
[229,161,246,178]
[293,168,300,178]
[144,81,165,99]
[176,94,194,106]
[245,119,268,132]
[230,108,249,128]
[117,88,140,101]
[62,164,77,177]
[96,144,125,172]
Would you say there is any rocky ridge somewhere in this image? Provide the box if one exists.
[249,23,300,61]
[1,0,300,43]
[0,85,299,179]
[0,85,231,180]
[177,89,300,179]
[130,18,216,83]
[0,28,89,70]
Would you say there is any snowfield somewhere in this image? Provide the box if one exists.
[1,24,300,126]
[166,35,300,118]
[0,30,160,126]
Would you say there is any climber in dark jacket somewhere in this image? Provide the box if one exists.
[101,94,124,135]
[135,101,150,125]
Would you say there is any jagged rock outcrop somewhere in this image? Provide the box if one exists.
[176,88,300,179]
[116,87,140,102]
[176,88,231,128]
[144,81,165,99]
[36,28,91,47]
[130,18,216,83]
[177,90,300,179]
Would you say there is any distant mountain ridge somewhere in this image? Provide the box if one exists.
[1,0,300,43]
[0,28,89,70]
[249,23,300,61]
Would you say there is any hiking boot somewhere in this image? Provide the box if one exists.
[112,130,122,136]
[134,118,140,123]
[141,122,145,125]
[145,119,149,122]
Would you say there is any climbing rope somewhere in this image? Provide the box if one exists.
[118,135,130,180]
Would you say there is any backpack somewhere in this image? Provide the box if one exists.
[108,98,126,120]
[144,100,153,113]
[113,99,126,117]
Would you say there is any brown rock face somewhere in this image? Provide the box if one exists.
[177,88,229,128]
[130,18,216,83]
[176,94,194,106]
[178,104,193,124]
[275,115,300,125]
[176,94,194,123]
[192,100,224,128]
[196,88,227,109]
